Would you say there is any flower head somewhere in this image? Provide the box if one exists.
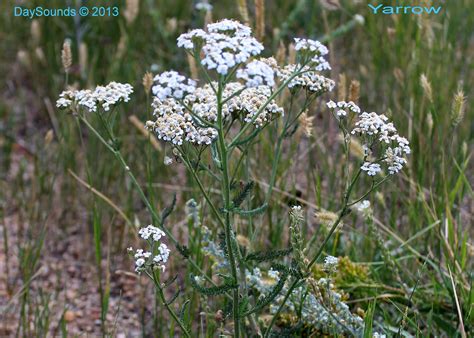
[130,225,170,273]
[236,59,275,88]
[323,255,339,273]
[278,65,335,94]
[57,82,133,113]
[294,38,331,71]
[177,20,263,75]
[152,71,196,101]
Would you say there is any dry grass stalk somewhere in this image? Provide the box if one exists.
[79,42,88,74]
[337,73,347,101]
[255,0,265,41]
[129,115,162,151]
[275,41,287,64]
[451,89,466,127]
[320,0,340,10]
[187,53,199,79]
[420,74,433,103]
[61,39,72,73]
[299,110,315,137]
[142,72,154,96]
[236,0,250,24]
[124,0,140,25]
[30,20,41,45]
[349,80,360,103]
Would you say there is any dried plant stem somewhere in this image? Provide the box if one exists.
[255,0,265,41]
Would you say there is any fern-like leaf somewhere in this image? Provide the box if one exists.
[232,181,254,207]
[161,194,176,224]
[162,274,179,288]
[232,203,267,216]
[245,248,293,263]
[190,274,238,296]
[165,289,181,306]
[179,299,190,322]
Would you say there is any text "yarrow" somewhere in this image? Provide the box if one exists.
[368,4,442,15]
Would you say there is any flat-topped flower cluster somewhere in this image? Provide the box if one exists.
[327,100,410,176]
[57,82,133,112]
[146,19,334,147]
[128,225,170,273]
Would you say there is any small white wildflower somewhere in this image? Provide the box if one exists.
[56,82,133,113]
[237,59,275,88]
[207,19,252,37]
[195,1,212,11]
[294,38,331,71]
[177,29,208,50]
[356,200,371,212]
[327,100,361,118]
[268,268,280,281]
[164,156,173,166]
[177,20,264,75]
[152,71,196,101]
[361,162,381,176]
[152,243,171,271]
[323,255,339,273]
[278,64,335,94]
[354,14,365,25]
[138,225,166,241]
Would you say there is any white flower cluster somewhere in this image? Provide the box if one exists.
[327,100,361,117]
[352,112,411,175]
[152,71,196,101]
[294,38,331,71]
[195,1,212,11]
[354,200,372,218]
[147,80,285,145]
[198,228,386,336]
[236,59,275,88]
[278,64,335,94]
[245,267,281,295]
[238,85,284,127]
[200,226,229,273]
[138,224,166,241]
[243,267,378,336]
[177,19,264,75]
[147,97,218,146]
[56,82,133,112]
[323,255,339,273]
[128,225,170,273]
[327,101,410,176]
[361,162,381,176]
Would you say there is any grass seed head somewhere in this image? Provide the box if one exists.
[61,39,72,73]
[124,0,140,25]
[451,89,466,127]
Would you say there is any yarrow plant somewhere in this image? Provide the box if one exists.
[57,18,409,337]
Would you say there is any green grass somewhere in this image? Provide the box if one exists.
[1,0,472,336]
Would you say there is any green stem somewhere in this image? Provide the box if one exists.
[216,78,241,337]
[264,159,365,336]
[229,66,308,148]
[77,114,216,287]
[149,271,191,338]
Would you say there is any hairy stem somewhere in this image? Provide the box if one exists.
[216,78,241,337]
